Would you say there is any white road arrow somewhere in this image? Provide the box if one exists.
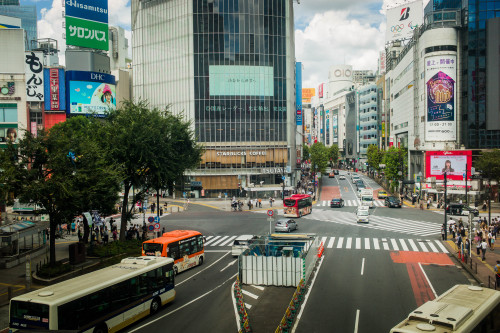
[220,259,237,272]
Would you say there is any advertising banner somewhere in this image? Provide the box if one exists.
[0,125,18,143]
[326,110,330,145]
[69,81,116,115]
[385,0,423,43]
[0,15,21,29]
[65,0,108,24]
[332,112,338,143]
[209,65,274,96]
[66,16,108,51]
[302,88,315,103]
[425,151,472,181]
[296,62,302,126]
[25,52,44,102]
[425,55,456,141]
[318,83,324,98]
[44,68,66,111]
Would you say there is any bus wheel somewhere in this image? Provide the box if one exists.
[93,324,107,333]
[199,257,204,266]
[150,297,161,315]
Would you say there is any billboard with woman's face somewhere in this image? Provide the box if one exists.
[425,151,472,180]
[0,126,17,143]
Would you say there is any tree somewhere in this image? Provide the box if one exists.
[310,142,329,174]
[302,144,310,162]
[327,144,339,167]
[0,117,121,265]
[475,149,500,182]
[383,147,407,192]
[366,145,384,172]
[99,100,203,241]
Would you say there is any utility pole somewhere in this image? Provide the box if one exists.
[444,171,448,239]
[488,178,491,226]
[465,162,468,206]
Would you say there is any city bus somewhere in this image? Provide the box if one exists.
[283,194,313,218]
[142,229,205,274]
[9,256,175,333]
[390,284,500,333]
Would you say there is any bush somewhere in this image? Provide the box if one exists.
[87,239,143,258]
[37,261,71,279]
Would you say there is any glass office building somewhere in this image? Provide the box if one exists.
[0,3,37,50]
[132,0,296,196]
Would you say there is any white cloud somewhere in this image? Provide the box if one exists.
[295,10,385,88]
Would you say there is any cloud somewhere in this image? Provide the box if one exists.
[295,10,385,88]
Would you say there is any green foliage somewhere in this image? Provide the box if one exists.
[310,142,329,174]
[327,145,339,166]
[475,149,500,181]
[383,147,407,181]
[367,145,384,172]
[37,260,72,279]
[302,144,310,162]
[88,239,143,258]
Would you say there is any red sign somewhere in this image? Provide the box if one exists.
[318,83,324,98]
[425,150,472,180]
[31,121,37,136]
[49,68,59,110]
[267,210,274,217]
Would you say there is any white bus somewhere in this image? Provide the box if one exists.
[390,284,500,333]
[9,256,175,333]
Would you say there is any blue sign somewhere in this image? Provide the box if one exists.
[44,68,66,111]
[66,71,116,117]
[282,176,286,180]
[66,71,115,84]
[148,216,154,223]
[154,216,160,223]
[148,224,155,232]
[65,0,108,24]
[295,62,303,126]
[183,192,187,198]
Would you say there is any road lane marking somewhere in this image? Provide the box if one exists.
[399,239,409,251]
[130,272,238,333]
[204,236,221,246]
[210,236,230,246]
[382,240,390,250]
[321,236,327,246]
[220,260,237,272]
[364,238,370,250]
[292,256,324,333]
[242,289,259,299]
[176,251,230,286]
[327,237,336,248]
[408,239,419,251]
[419,262,437,298]
[426,240,439,252]
[245,303,252,309]
[252,285,265,291]
[361,258,365,275]
[337,237,344,248]
[346,237,352,249]
[218,236,238,246]
[391,239,400,251]
[354,309,360,333]
[434,240,449,253]
[418,240,429,252]
[355,238,361,250]
[373,238,380,250]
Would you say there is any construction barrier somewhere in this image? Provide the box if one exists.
[317,242,324,258]
[235,276,252,333]
[274,279,307,333]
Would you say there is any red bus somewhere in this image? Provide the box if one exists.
[283,194,313,218]
[142,230,205,274]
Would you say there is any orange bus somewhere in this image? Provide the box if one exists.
[142,230,205,274]
[283,194,313,218]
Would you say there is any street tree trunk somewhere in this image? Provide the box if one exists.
[49,215,58,266]
[119,182,131,241]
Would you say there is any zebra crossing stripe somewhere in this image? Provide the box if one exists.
[426,240,439,253]
[210,236,229,246]
[434,240,449,253]
[355,238,361,250]
[337,237,344,248]
[205,236,214,241]
[327,237,336,248]
[407,239,419,251]
[364,238,370,250]
[346,237,352,249]
[382,240,390,250]
[373,238,380,250]
[399,239,409,251]
[418,240,429,252]
[390,239,400,251]
[204,236,221,246]
[219,236,238,247]
[320,236,327,246]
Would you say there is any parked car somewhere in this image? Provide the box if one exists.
[356,207,370,223]
[446,203,479,217]
[330,198,345,208]
[329,172,335,178]
[385,196,402,208]
[231,235,258,256]
[377,190,388,199]
[275,218,298,233]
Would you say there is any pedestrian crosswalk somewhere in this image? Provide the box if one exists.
[316,199,386,207]
[204,235,449,253]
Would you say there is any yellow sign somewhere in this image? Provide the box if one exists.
[302,88,315,103]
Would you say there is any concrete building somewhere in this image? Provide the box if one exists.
[358,84,378,160]
[131,0,298,198]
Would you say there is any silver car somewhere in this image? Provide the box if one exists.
[275,218,298,232]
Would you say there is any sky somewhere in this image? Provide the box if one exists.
[20,0,429,90]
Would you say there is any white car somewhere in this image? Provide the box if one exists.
[357,209,370,223]
[339,175,346,180]
[231,235,258,256]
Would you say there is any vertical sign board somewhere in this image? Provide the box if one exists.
[65,0,109,51]
[296,62,303,126]
[44,68,66,111]
[25,52,44,102]
[425,55,457,141]
[332,111,338,143]
[325,110,330,145]
[318,83,324,98]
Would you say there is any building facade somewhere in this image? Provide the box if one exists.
[0,2,37,50]
[358,84,378,159]
[132,0,297,197]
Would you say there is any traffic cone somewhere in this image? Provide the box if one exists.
[458,250,461,260]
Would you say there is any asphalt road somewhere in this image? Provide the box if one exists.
[121,170,474,333]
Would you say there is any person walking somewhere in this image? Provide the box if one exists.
[441,225,446,241]
[481,238,488,261]
[494,261,500,289]
[269,197,273,207]
[427,198,431,209]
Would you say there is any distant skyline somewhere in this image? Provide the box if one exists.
[18,0,429,89]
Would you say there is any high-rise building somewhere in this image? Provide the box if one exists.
[358,84,378,160]
[132,0,297,197]
[0,2,37,50]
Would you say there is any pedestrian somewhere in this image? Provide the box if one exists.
[77,227,82,242]
[494,261,500,288]
[269,197,273,207]
[491,233,495,251]
[481,238,488,261]
[483,200,487,211]
[103,228,109,245]
[258,198,262,208]
[441,225,445,241]
[248,200,251,210]
[465,239,470,259]
[476,237,482,255]
[112,229,118,241]
[427,198,431,209]
[456,233,462,253]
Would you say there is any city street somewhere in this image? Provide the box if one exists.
[123,171,475,333]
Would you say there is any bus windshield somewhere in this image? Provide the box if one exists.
[143,243,163,254]
[10,301,49,329]
[284,199,296,207]
[362,197,373,202]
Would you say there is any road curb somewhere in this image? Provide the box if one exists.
[442,240,484,286]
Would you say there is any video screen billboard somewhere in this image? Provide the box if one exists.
[69,81,116,115]
[425,151,472,180]
[209,65,274,96]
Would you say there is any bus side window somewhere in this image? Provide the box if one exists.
[179,241,191,257]
[168,243,179,260]
[198,236,204,249]
[190,238,198,253]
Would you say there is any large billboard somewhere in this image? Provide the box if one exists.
[302,88,315,103]
[44,68,66,111]
[425,151,472,181]
[25,52,44,102]
[65,0,108,51]
[66,71,116,116]
[425,55,456,141]
[209,65,274,96]
[385,0,423,43]
[0,15,21,29]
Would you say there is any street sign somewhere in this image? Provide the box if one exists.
[282,176,285,180]
[148,216,154,223]
[463,173,466,179]
[154,223,160,231]
[183,192,187,198]
[267,210,274,217]
[154,216,159,223]
[148,224,155,232]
